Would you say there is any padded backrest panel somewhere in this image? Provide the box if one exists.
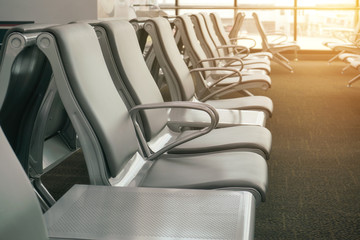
[210,12,232,46]
[145,17,196,101]
[252,12,270,49]
[0,128,48,240]
[228,12,245,41]
[47,23,139,177]
[200,12,226,57]
[191,14,220,61]
[99,20,168,141]
[175,15,211,69]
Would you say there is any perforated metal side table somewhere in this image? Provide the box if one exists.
[44,185,256,240]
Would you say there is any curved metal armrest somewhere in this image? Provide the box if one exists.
[216,44,250,56]
[196,57,244,71]
[129,101,219,160]
[190,67,243,101]
[332,28,356,41]
[229,37,257,49]
[333,38,360,50]
[190,66,242,87]
[266,32,288,44]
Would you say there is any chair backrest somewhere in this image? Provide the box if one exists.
[252,12,270,50]
[0,24,78,179]
[141,18,196,102]
[146,17,211,100]
[130,19,163,84]
[174,15,212,70]
[190,13,221,64]
[129,18,150,53]
[210,12,249,57]
[0,43,47,173]
[200,12,226,57]
[29,79,78,177]
[37,23,141,184]
[0,127,49,240]
[209,12,233,47]
[0,25,53,172]
[93,20,169,142]
[228,12,246,43]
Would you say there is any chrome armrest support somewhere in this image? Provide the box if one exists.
[129,101,219,160]
[229,37,257,49]
[196,57,244,71]
[190,67,243,101]
[266,32,288,44]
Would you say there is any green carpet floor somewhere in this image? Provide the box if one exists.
[43,59,360,239]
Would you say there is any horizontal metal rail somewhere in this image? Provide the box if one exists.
[159,5,360,11]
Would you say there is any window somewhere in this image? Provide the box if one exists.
[237,0,292,7]
[157,0,360,50]
[178,0,233,6]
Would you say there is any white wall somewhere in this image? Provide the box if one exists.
[0,0,97,24]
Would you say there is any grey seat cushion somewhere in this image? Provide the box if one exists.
[170,125,272,159]
[141,151,268,201]
[204,95,273,117]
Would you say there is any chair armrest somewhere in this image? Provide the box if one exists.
[190,67,243,101]
[323,28,356,42]
[266,31,288,44]
[190,66,242,87]
[196,57,244,71]
[216,44,250,56]
[129,101,219,160]
[229,37,257,49]
[323,27,353,32]
[333,41,360,52]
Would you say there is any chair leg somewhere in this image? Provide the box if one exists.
[341,65,351,74]
[328,50,345,64]
[275,52,290,63]
[272,55,294,73]
[347,73,360,87]
[294,49,298,61]
[30,178,52,212]
[33,178,56,207]
[34,189,51,212]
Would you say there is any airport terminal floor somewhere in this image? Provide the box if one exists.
[42,59,360,239]
[252,60,360,239]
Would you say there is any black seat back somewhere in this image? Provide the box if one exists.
[0,25,79,208]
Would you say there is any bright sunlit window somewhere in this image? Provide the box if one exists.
[156,0,360,50]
